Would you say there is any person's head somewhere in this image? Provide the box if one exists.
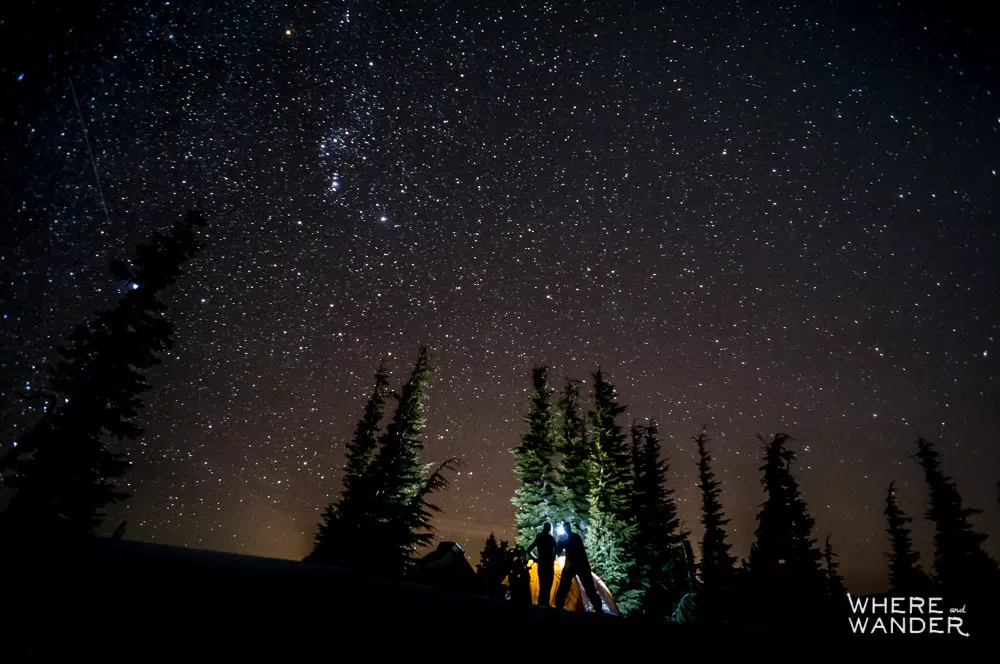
[563,521,573,533]
[542,522,551,534]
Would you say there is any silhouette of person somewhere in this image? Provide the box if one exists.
[524,522,556,607]
[554,521,603,612]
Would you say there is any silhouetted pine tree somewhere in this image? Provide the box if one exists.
[822,535,847,599]
[630,422,649,604]
[747,433,825,616]
[405,456,458,555]
[914,437,997,593]
[511,366,557,548]
[884,481,926,593]
[584,369,636,608]
[632,420,686,618]
[477,532,511,598]
[366,346,456,577]
[695,427,736,596]
[507,545,532,604]
[554,378,590,526]
[630,422,644,515]
[2,211,205,533]
[308,362,390,566]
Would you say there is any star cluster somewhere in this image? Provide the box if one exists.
[1,1,997,593]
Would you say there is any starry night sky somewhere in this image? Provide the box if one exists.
[1,1,997,594]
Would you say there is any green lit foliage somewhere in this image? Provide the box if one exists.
[553,378,590,527]
[511,366,557,548]
[583,370,636,609]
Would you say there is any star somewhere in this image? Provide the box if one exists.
[1,0,995,597]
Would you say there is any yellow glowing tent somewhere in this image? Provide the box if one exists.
[504,556,620,615]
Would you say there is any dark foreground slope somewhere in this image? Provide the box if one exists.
[7,531,991,662]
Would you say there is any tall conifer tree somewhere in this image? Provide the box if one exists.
[913,437,996,592]
[695,427,736,595]
[584,369,636,606]
[511,366,557,548]
[747,433,825,611]
[554,379,589,526]
[477,532,511,599]
[630,422,645,516]
[629,422,649,606]
[822,535,847,599]
[632,420,686,617]
[884,481,925,593]
[366,346,455,576]
[2,211,205,533]
[309,362,390,566]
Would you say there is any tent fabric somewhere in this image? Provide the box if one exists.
[507,556,620,615]
[411,541,480,594]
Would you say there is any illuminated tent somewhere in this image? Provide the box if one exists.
[505,556,620,615]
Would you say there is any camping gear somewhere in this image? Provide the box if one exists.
[410,541,480,594]
[504,555,620,615]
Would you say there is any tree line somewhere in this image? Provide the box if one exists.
[505,365,1000,626]
[0,210,460,579]
[1,210,997,632]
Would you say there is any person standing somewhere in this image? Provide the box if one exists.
[554,521,603,612]
[524,522,556,607]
